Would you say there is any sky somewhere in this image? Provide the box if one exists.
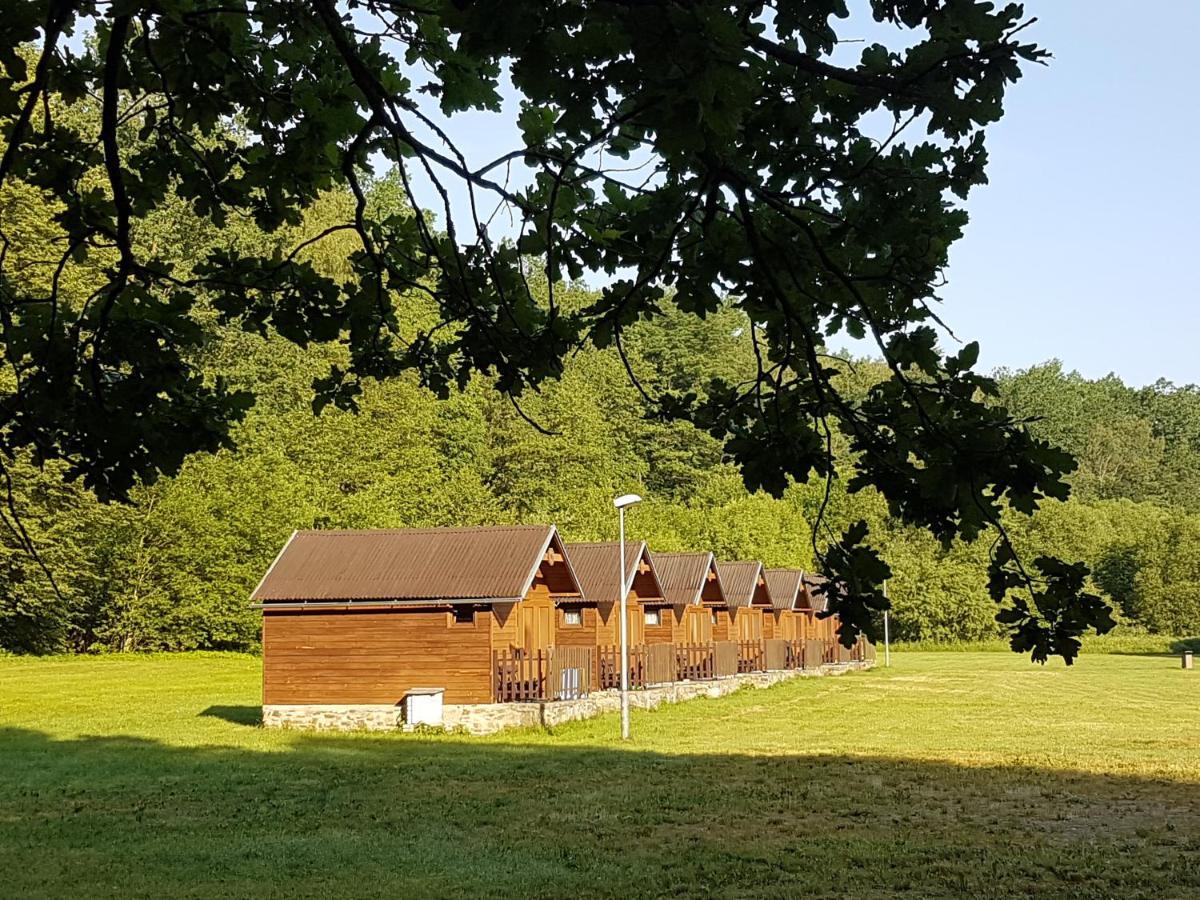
[929,2,1200,387]
[394,2,1199,389]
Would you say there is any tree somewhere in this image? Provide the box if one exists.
[0,1,1114,661]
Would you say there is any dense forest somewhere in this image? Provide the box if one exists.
[1,38,1197,654]
[2,165,1198,653]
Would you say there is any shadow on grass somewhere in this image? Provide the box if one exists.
[198,705,263,726]
[1,726,1198,898]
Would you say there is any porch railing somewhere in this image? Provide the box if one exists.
[497,635,872,702]
[714,640,739,678]
[737,640,764,673]
[676,643,715,681]
[785,640,805,670]
[764,638,788,671]
[494,646,596,702]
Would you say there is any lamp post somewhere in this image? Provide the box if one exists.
[614,493,642,741]
[883,579,891,668]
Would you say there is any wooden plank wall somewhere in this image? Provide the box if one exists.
[682,605,713,643]
[554,605,600,649]
[643,606,679,644]
[262,607,493,705]
[733,607,764,641]
[596,590,647,646]
[711,608,732,641]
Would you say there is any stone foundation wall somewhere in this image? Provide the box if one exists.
[262,703,400,732]
[263,661,872,735]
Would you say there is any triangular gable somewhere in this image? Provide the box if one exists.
[653,551,726,608]
[529,526,584,602]
[800,573,830,613]
[564,541,665,606]
[764,568,805,611]
[716,560,771,609]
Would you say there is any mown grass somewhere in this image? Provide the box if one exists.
[2,651,1198,898]
[893,631,1200,655]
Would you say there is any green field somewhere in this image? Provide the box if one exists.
[2,652,1198,898]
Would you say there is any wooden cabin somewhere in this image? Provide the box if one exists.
[763,568,807,640]
[252,525,583,705]
[802,572,838,643]
[716,560,774,641]
[648,552,727,643]
[563,541,666,650]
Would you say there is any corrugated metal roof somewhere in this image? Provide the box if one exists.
[565,542,665,604]
[802,573,830,613]
[764,568,805,611]
[252,525,580,603]
[652,551,723,607]
[717,560,770,609]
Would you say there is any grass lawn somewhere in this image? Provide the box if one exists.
[2,651,1198,898]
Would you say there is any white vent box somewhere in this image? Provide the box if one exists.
[404,688,445,727]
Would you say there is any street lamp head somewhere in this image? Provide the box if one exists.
[613,493,642,510]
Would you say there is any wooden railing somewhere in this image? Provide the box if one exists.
[550,646,595,700]
[714,640,739,678]
[737,640,764,673]
[764,638,788,671]
[495,647,595,702]
[802,639,825,670]
[598,645,647,690]
[822,639,837,665]
[645,643,677,685]
[498,636,874,702]
[785,640,805,670]
[676,643,714,681]
[494,649,549,702]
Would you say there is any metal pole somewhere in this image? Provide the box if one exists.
[618,507,630,740]
[883,580,891,668]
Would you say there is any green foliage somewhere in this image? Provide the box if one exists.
[0,2,1114,660]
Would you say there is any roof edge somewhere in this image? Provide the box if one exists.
[249,530,298,604]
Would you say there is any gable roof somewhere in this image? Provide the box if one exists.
[565,542,665,605]
[801,573,830,613]
[652,551,725,607]
[764,568,805,612]
[251,525,581,604]
[716,560,771,609]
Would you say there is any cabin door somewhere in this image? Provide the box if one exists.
[684,607,704,642]
[521,596,553,652]
[627,597,645,645]
[737,610,762,641]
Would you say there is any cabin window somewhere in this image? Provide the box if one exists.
[563,608,583,626]
[451,606,474,626]
[644,608,661,627]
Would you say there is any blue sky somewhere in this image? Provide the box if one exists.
[928,2,1200,387]
[400,3,1199,389]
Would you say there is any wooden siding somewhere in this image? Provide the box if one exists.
[555,604,600,649]
[777,610,805,641]
[711,608,732,641]
[597,588,647,646]
[264,557,582,707]
[643,606,679,644]
[682,605,712,643]
[762,610,776,639]
[262,606,493,705]
[734,607,764,641]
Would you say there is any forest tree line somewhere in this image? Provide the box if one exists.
[2,160,1199,653]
